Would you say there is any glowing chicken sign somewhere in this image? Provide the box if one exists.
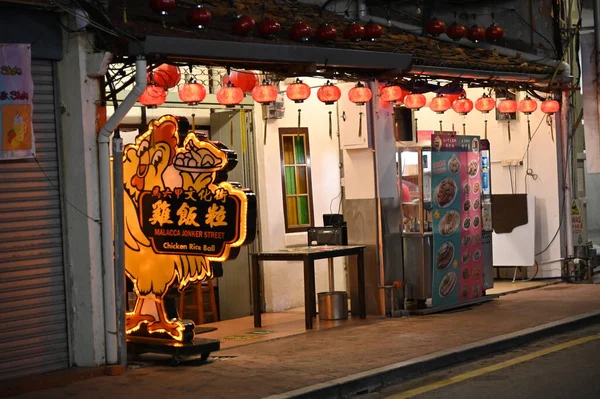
[123,115,256,341]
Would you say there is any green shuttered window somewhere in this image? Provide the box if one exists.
[279,128,313,232]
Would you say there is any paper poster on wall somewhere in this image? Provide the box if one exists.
[431,134,483,308]
[0,44,34,160]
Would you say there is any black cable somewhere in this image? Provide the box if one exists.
[33,156,101,223]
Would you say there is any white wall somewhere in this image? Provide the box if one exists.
[253,77,346,312]
[415,88,562,277]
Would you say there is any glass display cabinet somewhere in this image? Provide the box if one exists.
[398,145,433,307]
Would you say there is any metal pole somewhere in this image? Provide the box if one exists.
[561,90,574,258]
[328,258,335,292]
[112,132,126,367]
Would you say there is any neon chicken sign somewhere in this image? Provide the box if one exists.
[123,115,256,341]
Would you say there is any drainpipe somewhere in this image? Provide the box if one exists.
[560,89,574,260]
[356,1,571,78]
[98,56,147,365]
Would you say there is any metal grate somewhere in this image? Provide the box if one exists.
[0,60,69,381]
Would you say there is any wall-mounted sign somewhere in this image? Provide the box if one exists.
[431,134,483,308]
[123,115,256,341]
[0,44,34,160]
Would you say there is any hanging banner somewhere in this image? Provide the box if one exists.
[431,134,483,307]
[0,44,34,160]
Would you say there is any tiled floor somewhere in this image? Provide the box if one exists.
[13,284,600,399]
[198,308,378,350]
[487,279,560,295]
[198,279,557,350]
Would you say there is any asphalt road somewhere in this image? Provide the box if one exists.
[363,323,600,399]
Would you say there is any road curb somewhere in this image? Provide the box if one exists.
[264,310,600,399]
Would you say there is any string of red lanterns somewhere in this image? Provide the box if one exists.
[178,78,206,105]
[252,80,278,105]
[380,84,405,104]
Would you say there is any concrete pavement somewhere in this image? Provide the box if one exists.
[4,283,600,399]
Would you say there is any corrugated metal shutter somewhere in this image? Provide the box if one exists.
[0,60,69,380]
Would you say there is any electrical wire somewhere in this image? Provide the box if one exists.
[33,155,101,223]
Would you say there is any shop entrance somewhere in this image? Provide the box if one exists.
[209,109,258,321]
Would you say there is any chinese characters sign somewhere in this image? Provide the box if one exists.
[431,134,483,308]
[139,182,247,257]
[123,115,256,341]
[0,44,34,160]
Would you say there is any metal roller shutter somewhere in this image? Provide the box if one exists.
[0,60,69,380]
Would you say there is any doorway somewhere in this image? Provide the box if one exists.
[209,109,260,320]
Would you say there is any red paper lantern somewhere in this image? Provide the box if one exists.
[365,22,383,41]
[286,78,311,103]
[232,15,255,36]
[317,81,341,105]
[541,99,560,114]
[379,84,404,104]
[289,21,313,42]
[257,19,281,39]
[150,64,181,89]
[452,95,473,115]
[497,99,517,114]
[467,24,485,42]
[217,82,244,107]
[518,96,538,115]
[252,81,278,105]
[315,24,337,42]
[348,82,372,105]
[486,23,504,41]
[178,79,206,105]
[139,85,166,108]
[447,22,467,41]
[344,22,366,42]
[222,70,259,93]
[443,89,466,105]
[404,93,426,110]
[187,4,212,28]
[475,93,496,113]
[430,94,451,114]
[150,0,176,15]
[426,17,446,36]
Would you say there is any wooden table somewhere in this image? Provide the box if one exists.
[251,245,366,330]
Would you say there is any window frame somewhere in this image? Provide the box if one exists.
[279,127,315,233]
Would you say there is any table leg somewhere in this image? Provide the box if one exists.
[251,255,262,328]
[303,257,315,329]
[357,249,366,319]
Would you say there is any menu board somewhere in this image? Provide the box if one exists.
[431,134,483,307]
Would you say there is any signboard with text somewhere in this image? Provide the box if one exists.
[431,134,483,307]
[123,115,256,341]
[0,44,34,160]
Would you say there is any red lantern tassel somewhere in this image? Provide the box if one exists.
[527,115,532,141]
[297,109,301,137]
[358,112,363,137]
[328,111,332,139]
[230,119,234,146]
[462,123,466,135]
[547,114,554,142]
[484,119,488,139]
[241,110,247,153]
[263,116,268,145]
[507,120,511,142]
[414,118,419,143]
[439,120,443,134]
